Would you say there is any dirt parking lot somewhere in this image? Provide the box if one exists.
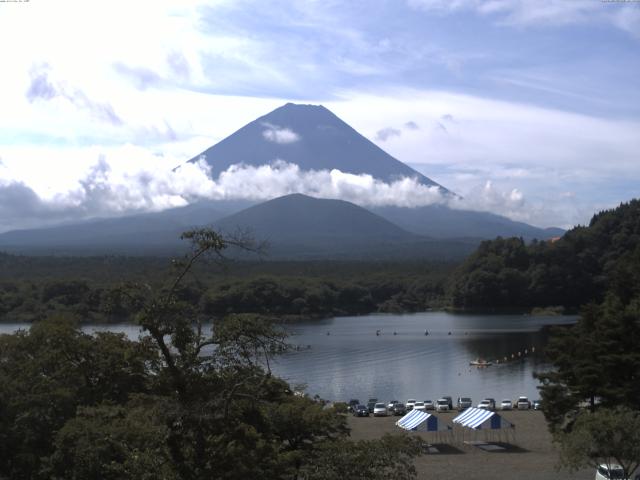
[348,410,594,480]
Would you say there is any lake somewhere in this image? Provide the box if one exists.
[0,311,576,405]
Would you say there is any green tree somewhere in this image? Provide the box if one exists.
[0,317,155,479]
[536,298,640,432]
[557,407,640,479]
[299,435,419,480]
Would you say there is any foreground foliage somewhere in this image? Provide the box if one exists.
[532,201,640,477]
[557,407,640,479]
[0,230,419,479]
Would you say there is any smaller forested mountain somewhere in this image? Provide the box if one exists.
[448,199,640,310]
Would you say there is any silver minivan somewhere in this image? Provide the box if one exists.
[435,398,450,412]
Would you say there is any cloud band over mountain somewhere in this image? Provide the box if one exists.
[0,151,530,233]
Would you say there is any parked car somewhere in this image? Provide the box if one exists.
[353,404,369,417]
[387,400,399,410]
[367,401,377,413]
[478,398,495,410]
[532,399,542,410]
[413,401,426,412]
[457,397,473,410]
[424,400,434,410]
[373,403,388,417]
[441,396,453,410]
[516,396,531,410]
[500,399,513,410]
[435,398,450,412]
[595,463,628,479]
[392,403,407,416]
[348,399,360,412]
[406,399,417,410]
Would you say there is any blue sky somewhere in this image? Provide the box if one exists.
[0,0,638,231]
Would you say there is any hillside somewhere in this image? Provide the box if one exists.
[371,204,564,240]
[448,199,640,310]
[213,194,478,260]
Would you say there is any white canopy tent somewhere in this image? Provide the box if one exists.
[452,407,516,445]
[396,409,452,444]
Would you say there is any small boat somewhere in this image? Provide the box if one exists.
[469,358,492,367]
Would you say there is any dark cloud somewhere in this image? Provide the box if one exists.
[0,182,83,232]
[26,64,123,126]
[113,62,162,90]
[404,121,420,130]
[375,127,401,141]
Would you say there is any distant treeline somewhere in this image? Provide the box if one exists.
[448,199,640,310]
[0,257,453,323]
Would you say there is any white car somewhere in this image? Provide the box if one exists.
[373,403,388,417]
[406,399,417,410]
[413,401,426,412]
[595,463,628,479]
[500,399,513,410]
[424,400,434,410]
[387,400,399,410]
[516,396,531,410]
[435,398,449,412]
[477,399,494,410]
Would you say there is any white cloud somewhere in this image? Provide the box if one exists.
[261,123,301,144]
[0,145,554,232]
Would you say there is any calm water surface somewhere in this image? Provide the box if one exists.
[273,312,576,404]
[0,312,576,405]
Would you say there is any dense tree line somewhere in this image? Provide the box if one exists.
[0,230,420,479]
[449,199,640,310]
[0,264,452,324]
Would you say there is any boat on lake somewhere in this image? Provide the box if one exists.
[469,358,492,367]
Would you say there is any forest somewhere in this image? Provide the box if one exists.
[0,256,453,323]
[448,199,640,311]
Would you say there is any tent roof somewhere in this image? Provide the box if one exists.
[452,407,513,430]
[396,409,449,432]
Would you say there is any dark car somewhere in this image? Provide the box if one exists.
[457,397,473,411]
[353,404,369,417]
[348,399,360,412]
[367,401,377,413]
[392,403,407,416]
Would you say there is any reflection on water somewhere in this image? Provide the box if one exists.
[0,311,576,404]
[271,312,576,403]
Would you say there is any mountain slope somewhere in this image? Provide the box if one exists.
[371,204,564,240]
[0,200,253,254]
[187,103,450,193]
[213,194,477,260]
[214,193,415,243]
